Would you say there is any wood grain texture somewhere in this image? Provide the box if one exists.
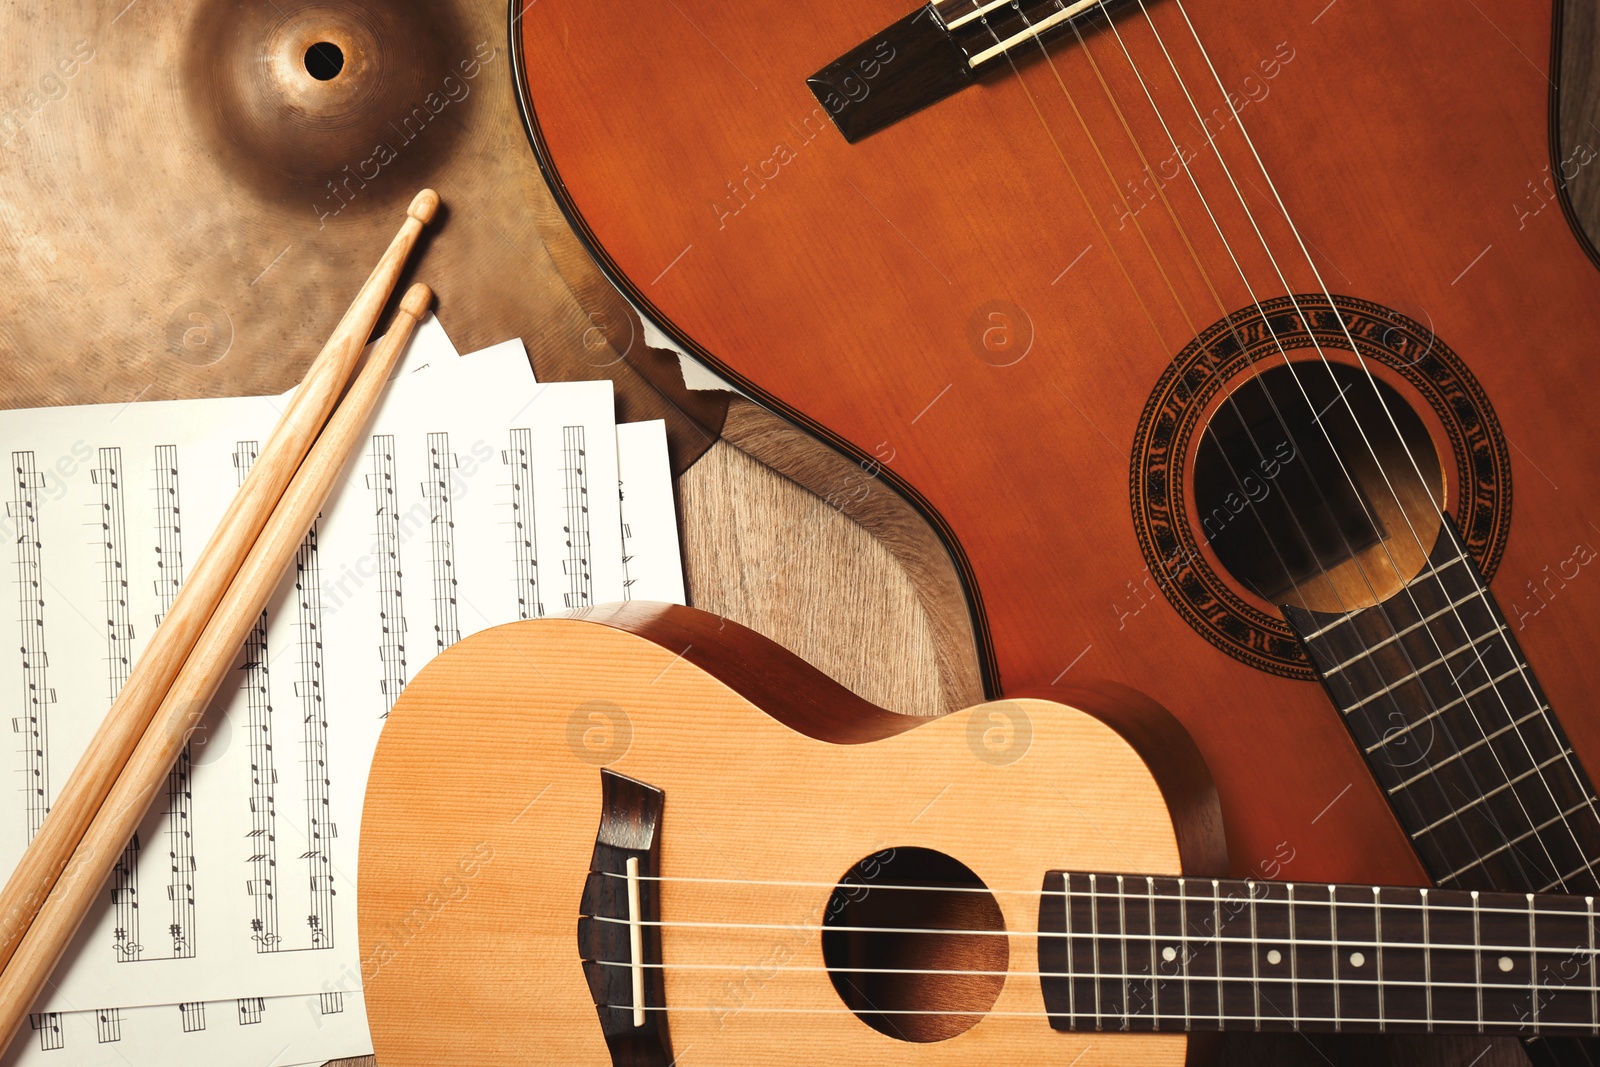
[359,608,1192,1065]
[517,0,1600,900]
[340,4,1600,1065]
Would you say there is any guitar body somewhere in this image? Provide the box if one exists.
[358,605,1212,1064]
[513,0,1600,888]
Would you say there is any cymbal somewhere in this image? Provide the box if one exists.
[0,0,724,471]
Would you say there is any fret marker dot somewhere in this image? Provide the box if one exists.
[1266,949,1282,965]
[1162,947,1177,962]
[1349,952,1366,968]
[1499,956,1514,973]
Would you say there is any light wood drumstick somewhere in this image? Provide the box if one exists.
[0,283,435,1050]
[0,190,438,974]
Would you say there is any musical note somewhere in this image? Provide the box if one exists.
[10,451,55,842]
[423,432,461,653]
[294,518,335,951]
[234,442,281,953]
[367,435,408,716]
[561,426,593,610]
[502,428,542,619]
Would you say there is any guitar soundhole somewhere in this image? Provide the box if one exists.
[1194,359,1444,614]
[821,847,1005,1042]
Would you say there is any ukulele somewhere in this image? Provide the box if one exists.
[511,0,1600,988]
[359,604,1600,1064]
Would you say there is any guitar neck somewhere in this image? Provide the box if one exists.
[1286,519,1600,897]
[1040,872,1599,1035]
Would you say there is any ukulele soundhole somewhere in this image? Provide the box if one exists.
[821,847,1005,1042]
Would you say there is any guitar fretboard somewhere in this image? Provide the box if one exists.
[1286,521,1600,896]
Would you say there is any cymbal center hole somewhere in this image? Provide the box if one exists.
[304,42,344,81]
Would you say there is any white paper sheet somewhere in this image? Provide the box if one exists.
[3,989,370,1067]
[4,345,621,1013]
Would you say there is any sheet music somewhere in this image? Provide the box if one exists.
[1,317,682,1064]
[616,420,686,604]
[3,989,371,1067]
[0,344,618,1015]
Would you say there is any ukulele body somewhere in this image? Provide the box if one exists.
[358,605,1206,1065]
[513,0,1600,886]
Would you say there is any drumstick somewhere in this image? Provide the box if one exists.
[0,190,438,974]
[0,282,436,1049]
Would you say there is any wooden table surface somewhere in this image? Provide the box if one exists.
[333,6,1600,1065]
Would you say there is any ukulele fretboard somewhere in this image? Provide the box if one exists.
[1040,871,1600,1034]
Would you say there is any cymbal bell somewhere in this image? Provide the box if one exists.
[0,0,723,470]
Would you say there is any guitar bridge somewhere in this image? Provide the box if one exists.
[577,769,673,1066]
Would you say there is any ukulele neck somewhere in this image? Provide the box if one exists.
[1040,871,1600,1035]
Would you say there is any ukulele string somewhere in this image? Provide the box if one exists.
[589,909,1600,949]
[595,870,1590,919]
[990,0,1569,889]
[1130,0,1600,887]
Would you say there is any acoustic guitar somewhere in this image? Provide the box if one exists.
[511,0,1600,1015]
[360,604,1600,1064]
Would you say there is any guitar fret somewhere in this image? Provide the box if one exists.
[1361,665,1528,754]
[1410,748,1584,839]
[1299,552,1473,640]
[1180,878,1191,1029]
[1387,710,1561,797]
[1321,586,1501,676]
[1343,623,1512,714]
[1438,797,1600,885]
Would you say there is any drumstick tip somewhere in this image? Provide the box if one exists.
[407,189,441,224]
[399,283,433,318]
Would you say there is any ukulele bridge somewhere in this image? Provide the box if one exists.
[577,769,673,1065]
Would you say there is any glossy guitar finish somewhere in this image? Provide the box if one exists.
[513,0,1600,887]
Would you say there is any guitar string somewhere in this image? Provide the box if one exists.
[1005,0,1536,885]
[979,4,1555,902]
[1037,0,1590,885]
[1086,0,1576,880]
[1133,0,1600,888]
[990,0,1343,636]
[967,0,1562,895]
